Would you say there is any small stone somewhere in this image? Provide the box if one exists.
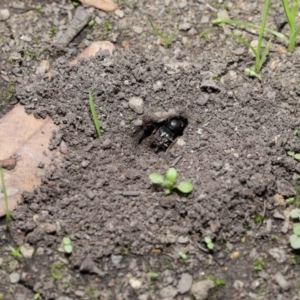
[0,9,10,21]
[233,280,244,290]
[196,94,209,106]
[268,248,286,263]
[129,97,144,114]
[111,254,122,265]
[9,272,20,284]
[115,9,124,18]
[107,165,118,173]
[20,245,34,259]
[274,272,290,291]
[153,81,163,92]
[36,60,50,75]
[273,210,285,220]
[191,280,215,300]
[276,180,295,197]
[201,79,221,93]
[179,22,191,31]
[177,273,193,294]
[101,139,112,149]
[133,26,143,34]
[129,278,142,290]
[251,279,261,291]
[81,160,90,168]
[85,189,95,200]
[160,285,178,298]
[0,158,17,170]
[177,236,189,244]
[80,256,104,277]
[200,15,210,23]
[59,141,68,154]
[249,248,259,260]
[178,1,188,8]
[258,270,269,280]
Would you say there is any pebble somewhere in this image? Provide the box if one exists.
[191,280,215,300]
[159,285,178,298]
[250,279,261,291]
[200,79,221,93]
[85,189,95,200]
[179,22,192,31]
[0,9,10,21]
[196,94,209,106]
[152,81,163,92]
[133,26,143,34]
[111,254,122,265]
[129,97,144,114]
[274,272,290,291]
[276,180,295,196]
[115,9,124,18]
[101,139,112,149]
[178,1,188,8]
[81,160,90,168]
[9,272,20,284]
[129,277,142,290]
[20,245,34,259]
[177,236,189,244]
[177,273,193,294]
[249,248,259,260]
[268,248,286,263]
[200,15,210,23]
[233,280,244,290]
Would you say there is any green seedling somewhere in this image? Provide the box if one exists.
[199,29,211,43]
[35,4,42,11]
[33,293,41,300]
[62,237,73,254]
[253,212,264,224]
[51,262,65,280]
[148,271,158,279]
[227,0,271,80]
[287,151,300,161]
[147,15,177,48]
[101,20,111,40]
[204,236,214,250]
[149,168,193,195]
[213,1,300,52]
[0,166,10,229]
[178,251,187,260]
[88,92,101,139]
[72,1,79,7]
[253,258,265,271]
[293,129,298,136]
[289,254,297,264]
[50,26,57,36]
[9,246,22,259]
[88,20,95,27]
[212,74,219,79]
[207,275,225,288]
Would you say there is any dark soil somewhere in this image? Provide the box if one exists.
[2,0,300,299]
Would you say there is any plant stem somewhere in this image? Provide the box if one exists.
[255,0,270,73]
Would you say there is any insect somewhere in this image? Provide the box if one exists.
[139,116,187,151]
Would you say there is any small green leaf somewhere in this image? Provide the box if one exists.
[178,251,187,259]
[290,208,300,219]
[165,188,171,195]
[289,234,300,249]
[149,173,164,184]
[63,237,71,245]
[293,224,300,236]
[64,244,73,254]
[286,197,295,204]
[293,129,298,136]
[165,168,178,183]
[287,151,295,157]
[148,272,158,279]
[176,181,193,194]
[204,237,212,244]
[294,154,300,160]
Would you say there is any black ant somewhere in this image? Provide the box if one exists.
[139,116,187,151]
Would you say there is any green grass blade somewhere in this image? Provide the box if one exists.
[0,166,10,230]
[259,36,273,70]
[282,0,293,28]
[255,0,270,72]
[290,0,298,28]
[147,15,163,39]
[212,19,289,43]
[88,91,101,139]
[228,33,257,57]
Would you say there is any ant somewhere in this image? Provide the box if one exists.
[139,116,187,151]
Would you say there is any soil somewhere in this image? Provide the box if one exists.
[1,0,300,300]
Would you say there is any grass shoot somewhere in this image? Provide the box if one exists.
[147,15,177,48]
[88,91,101,139]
